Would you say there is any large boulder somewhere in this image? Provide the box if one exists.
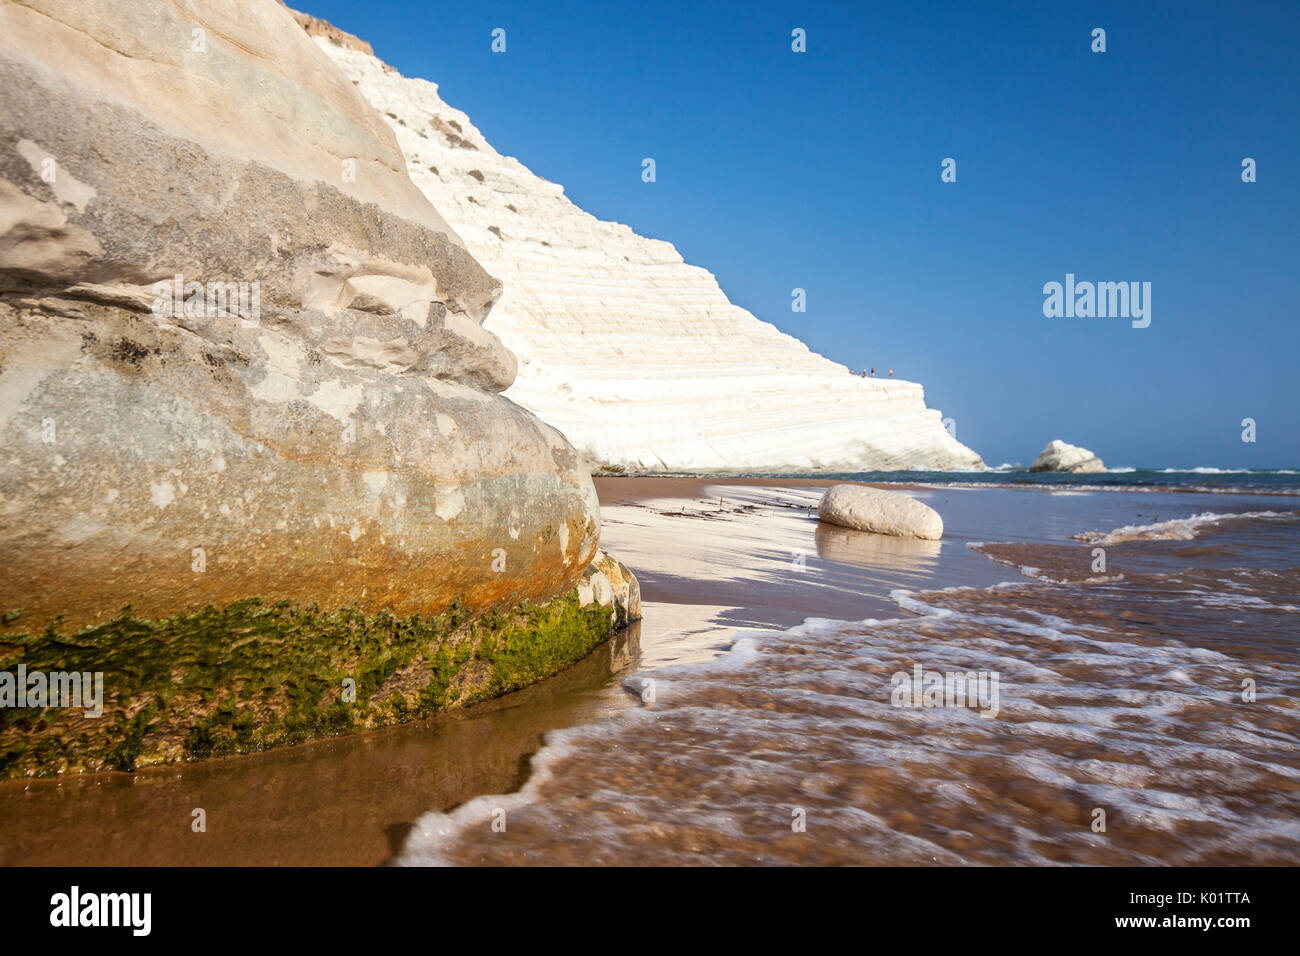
[816,484,944,540]
[1028,440,1106,474]
[0,0,599,631]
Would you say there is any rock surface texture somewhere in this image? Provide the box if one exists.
[0,0,602,631]
[816,484,944,540]
[1028,440,1106,474]
[579,549,641,629]
[308,33,984,474]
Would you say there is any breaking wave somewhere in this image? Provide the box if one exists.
[1074,510,1292,547]
[398,506,1300,866]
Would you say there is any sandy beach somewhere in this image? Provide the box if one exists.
[403,479,1300,866]
[0,475,938,865]
[4,476,1294,865]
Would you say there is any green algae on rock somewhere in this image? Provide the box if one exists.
[0,0,643,780]
[0,561,639,779]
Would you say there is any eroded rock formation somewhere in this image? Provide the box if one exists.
[307,31,985,473]
[0,0,600,631]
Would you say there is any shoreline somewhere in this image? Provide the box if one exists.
[0,476,897,864]
[594,472,1300,497]
[1,478,1291,864]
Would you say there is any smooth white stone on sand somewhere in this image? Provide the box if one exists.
[816,484,944,540]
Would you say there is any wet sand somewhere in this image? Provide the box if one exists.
[0,627,641,866]
[405,486,1300,866]
[0,476,877,865]
[0,476,1288,865]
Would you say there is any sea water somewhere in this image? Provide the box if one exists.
[400,480,1300,865]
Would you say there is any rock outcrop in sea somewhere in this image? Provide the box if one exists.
[0,0,636,775]
[305,27,984,474]
[1029,440,1107,474]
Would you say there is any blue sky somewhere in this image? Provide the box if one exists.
[300,0,1298,468]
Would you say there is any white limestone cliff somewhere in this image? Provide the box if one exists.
[310,33,983,473]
